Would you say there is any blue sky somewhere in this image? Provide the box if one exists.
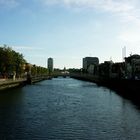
[0,0,140,68]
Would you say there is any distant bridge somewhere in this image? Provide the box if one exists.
[51,72,71,78]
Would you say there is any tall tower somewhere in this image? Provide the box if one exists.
[48,58,53,73]
[122,46,126,61]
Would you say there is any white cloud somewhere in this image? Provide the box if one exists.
[41,0,140,22]
[0,0,19,8]
[41,0,140,50]
[41,0,135,11]
[12,46,45,51]
[2,0,138,24]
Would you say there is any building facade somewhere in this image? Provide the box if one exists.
[83,57,99,73]
[48,58,53,73]
[125,54,140,79]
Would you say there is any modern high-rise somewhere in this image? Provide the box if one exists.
[48,58,53,73]
[83,57,99,70]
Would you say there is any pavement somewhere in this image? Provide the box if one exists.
[0,78,26,85]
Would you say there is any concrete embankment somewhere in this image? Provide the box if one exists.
[26,75,51,84]
[71,73,140,99]
[70,73,100,83]
[0,79,27,90]
[0,75,50,90]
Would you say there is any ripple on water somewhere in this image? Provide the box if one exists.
[0,78,140,140]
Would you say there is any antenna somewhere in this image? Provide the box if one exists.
[122,46,126,61]
[110,56,112,61]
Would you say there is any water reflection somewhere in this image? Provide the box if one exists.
[113,88,140,111]
[0,78,140,140]
[0,88,24,107]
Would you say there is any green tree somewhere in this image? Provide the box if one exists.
[0,45,26,78]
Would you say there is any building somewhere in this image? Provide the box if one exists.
[111,62,125,79]
[87,64,95,74]
[83,57,99,73]
[125,54,140,79]
[48,58,53,73]
[98,61,113,78]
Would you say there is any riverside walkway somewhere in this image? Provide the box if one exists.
[0,75,51,90]
[0,78,26,90]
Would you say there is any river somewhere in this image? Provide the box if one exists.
[0,77,140,140]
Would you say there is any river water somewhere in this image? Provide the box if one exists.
[0,77,140,140]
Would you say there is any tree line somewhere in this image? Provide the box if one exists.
[0,45,48,79]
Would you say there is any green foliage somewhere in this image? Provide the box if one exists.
[31,65,48,76]
[0,45,48,78]
[0,45,26,77]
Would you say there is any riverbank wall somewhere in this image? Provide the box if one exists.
[71,73,140,99]
[0,75,51,91]
[26,75,51,84]
[0,79,27,91]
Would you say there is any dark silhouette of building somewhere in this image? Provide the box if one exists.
[83,57,99,73]
[48,58,53,73]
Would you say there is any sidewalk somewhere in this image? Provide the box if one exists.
[0,78,26,86]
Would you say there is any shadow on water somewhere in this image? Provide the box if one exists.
[0,88,26,140]
[72,77,140,111]
[107,87,140,111]
[0,87,24,107]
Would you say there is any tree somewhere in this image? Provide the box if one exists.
[0,45,26,78]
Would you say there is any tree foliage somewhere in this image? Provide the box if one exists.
[0,45,48,79]
[0,45,26,78]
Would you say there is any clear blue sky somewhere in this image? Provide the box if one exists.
[0,0,140,69]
